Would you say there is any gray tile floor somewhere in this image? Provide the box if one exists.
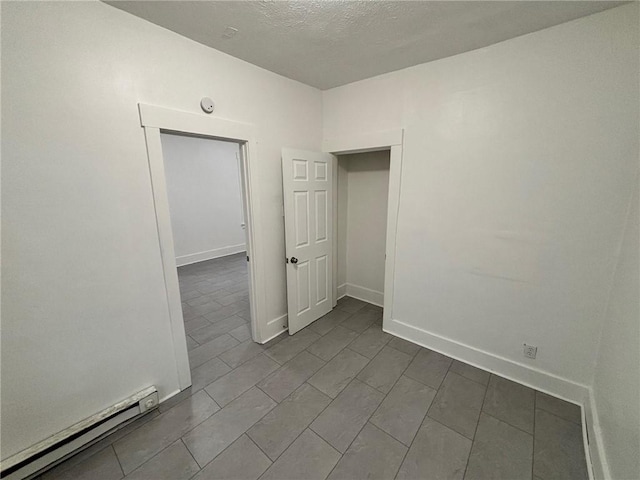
[40,253,589,480]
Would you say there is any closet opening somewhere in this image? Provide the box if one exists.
[335,149,391,309]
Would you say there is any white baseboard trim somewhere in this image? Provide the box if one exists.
[583,387,610,480]
[175,244,246,267]
[385,318,589,404]
[266,313,287,327]
[385,317,601,479]
[337,283,347,300]
[159,388,181,404]
[344,283,384,307]
[260,314,287,344]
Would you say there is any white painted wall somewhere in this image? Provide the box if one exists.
[1,1,321,460]
[160,134,245,267]
[3,0,637,470]
[324,4,639,392]
[591,178,639,480]
[337,152,390,305]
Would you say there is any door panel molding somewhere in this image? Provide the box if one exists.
[282,148,335,334]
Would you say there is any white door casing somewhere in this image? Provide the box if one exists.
[323,129,404,326]
[282,149,335,334]
[139,104,269,393]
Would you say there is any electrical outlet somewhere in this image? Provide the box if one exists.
[139,391,159,413]
[523,344,537,359]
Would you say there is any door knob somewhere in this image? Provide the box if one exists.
[290,257,299,264]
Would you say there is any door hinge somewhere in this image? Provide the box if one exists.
[246,255,250,262]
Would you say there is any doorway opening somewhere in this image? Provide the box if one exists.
[159,133,252,359]
[336,150,391,308]
[139,103,266,391]
[281,131,403,336]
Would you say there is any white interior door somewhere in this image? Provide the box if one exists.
[282,148,335,334]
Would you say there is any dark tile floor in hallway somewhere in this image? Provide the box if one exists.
[40,253,589,480]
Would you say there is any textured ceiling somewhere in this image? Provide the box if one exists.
[105,1,626,90]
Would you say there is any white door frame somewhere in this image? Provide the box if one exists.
[138,103,267,390]
[324,129,404,325]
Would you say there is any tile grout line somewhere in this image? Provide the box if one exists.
[211,354,233,371]
[253,349,328,401]
[462,372,493,479]
[110,444,126,479]
[243,434,275,470]
[323,347,415,479]
[380,355,424,480]
[200,387,222,411]
[534,403,582,426]
[422,414,472,438]
[111,392,220,476]
[477,376,538,437]
[423,370,488,442]
[312,382,373,479]
[385,341,420,359]
[196,431,263,473]
[253,380,345,469]
[254,383,283,405]
[389,346,446,478]
[180,438,203,479]
[304,349,331,365]
[218,342,266,370]
[118,439,179,478]
[202,357,280,408]
[181,392,275,471]
[448,361,491,388]
[480,410,535,438]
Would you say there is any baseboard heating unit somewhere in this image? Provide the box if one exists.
[0,386,159,480]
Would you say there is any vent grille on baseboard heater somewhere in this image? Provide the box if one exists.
[0,386,159,480]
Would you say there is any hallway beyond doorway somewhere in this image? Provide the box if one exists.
[178,253,252,351]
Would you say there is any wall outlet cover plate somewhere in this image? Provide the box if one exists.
[523,344,537,359]
[139,391,159,413]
